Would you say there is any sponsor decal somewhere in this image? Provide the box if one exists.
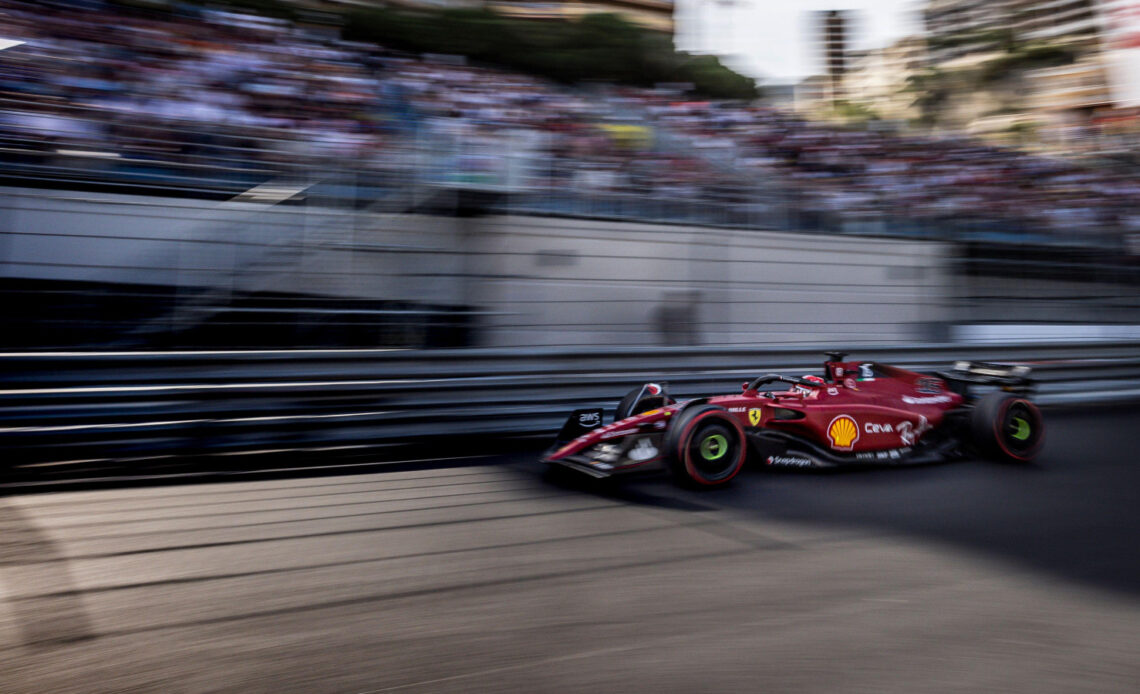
[827,387,839,396]
[627,437,659,462]
[601,427,639,440]
[835,367,844,377]
[844,377,858,390]
[729,407,747,413]
[901,394,953,405]
[641,409,662,417]
[896,416,930,446]
[865,422,894,434]
[592,443,621,462]
[578,411,601,428]
[859,363,875,380]
[748,408,763,426]
[653,421,667,429]
[915,377,942,394]
[855,447,912,461]
[827,415,859,450]
[766,455,814,468]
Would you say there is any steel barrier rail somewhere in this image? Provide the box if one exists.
[2,341,1140,468]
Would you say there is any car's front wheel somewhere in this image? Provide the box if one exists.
[665,405,747,487]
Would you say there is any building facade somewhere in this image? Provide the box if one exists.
[819,10,851,100]
[917,0,1133,148]
[1009,0,1100,42]
[924,0,1103,66]
[842,36,928,122]
[923,0,1014,66]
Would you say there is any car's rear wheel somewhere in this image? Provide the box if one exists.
[615,385,673,422]
[665,405,747,487]
[970,392,1044,462]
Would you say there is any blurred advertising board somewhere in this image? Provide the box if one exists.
[598,124,654,149]
[1099,0,1140,106]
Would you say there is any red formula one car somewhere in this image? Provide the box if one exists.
[542,352,1044,487]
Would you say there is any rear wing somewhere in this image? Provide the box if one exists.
[937,361,1035,395]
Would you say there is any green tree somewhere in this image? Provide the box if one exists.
[342,8,759,100]
[903,68,951,127]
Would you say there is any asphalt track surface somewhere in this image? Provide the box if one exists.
[2,405,1139,693]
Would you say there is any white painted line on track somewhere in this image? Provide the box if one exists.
[0,410,396,434]
[1,454,495,489]
[0,419,203,433]
[206,454,495,475]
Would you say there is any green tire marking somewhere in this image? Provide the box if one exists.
[1011,417,1031,441]
[699,434,729,461]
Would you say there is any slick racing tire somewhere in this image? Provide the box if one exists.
[970,392,1044,463]
[665,405,747,487]
[615,385,673,422]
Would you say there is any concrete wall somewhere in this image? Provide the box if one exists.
[463,216,951,347]
[954,275,1140,326]
[0,187,323,287]
[0,187,956,347]
[0,187,470,305]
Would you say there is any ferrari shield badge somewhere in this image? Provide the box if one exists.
[748,408,762,426]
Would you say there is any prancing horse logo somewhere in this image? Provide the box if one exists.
[748,408,762,427]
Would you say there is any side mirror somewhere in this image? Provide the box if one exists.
[742,382,750,392]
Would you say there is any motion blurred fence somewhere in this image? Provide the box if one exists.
[1,342,1139,472]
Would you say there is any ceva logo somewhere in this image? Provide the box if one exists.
[827,415,859,450]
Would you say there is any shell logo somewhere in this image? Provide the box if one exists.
[827,415,859,450]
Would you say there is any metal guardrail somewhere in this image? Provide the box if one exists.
[2,341,1140,469]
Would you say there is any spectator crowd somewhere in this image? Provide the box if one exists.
[1,0,1136,245]
[629,94,1140,241]
[0,0,729,199]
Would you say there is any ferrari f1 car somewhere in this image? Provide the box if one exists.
[542,352,1044,487]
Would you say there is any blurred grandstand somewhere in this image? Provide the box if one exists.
[1,0,1138,349]
[0,1,740,204]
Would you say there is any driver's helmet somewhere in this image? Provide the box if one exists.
[794,375,826,395]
